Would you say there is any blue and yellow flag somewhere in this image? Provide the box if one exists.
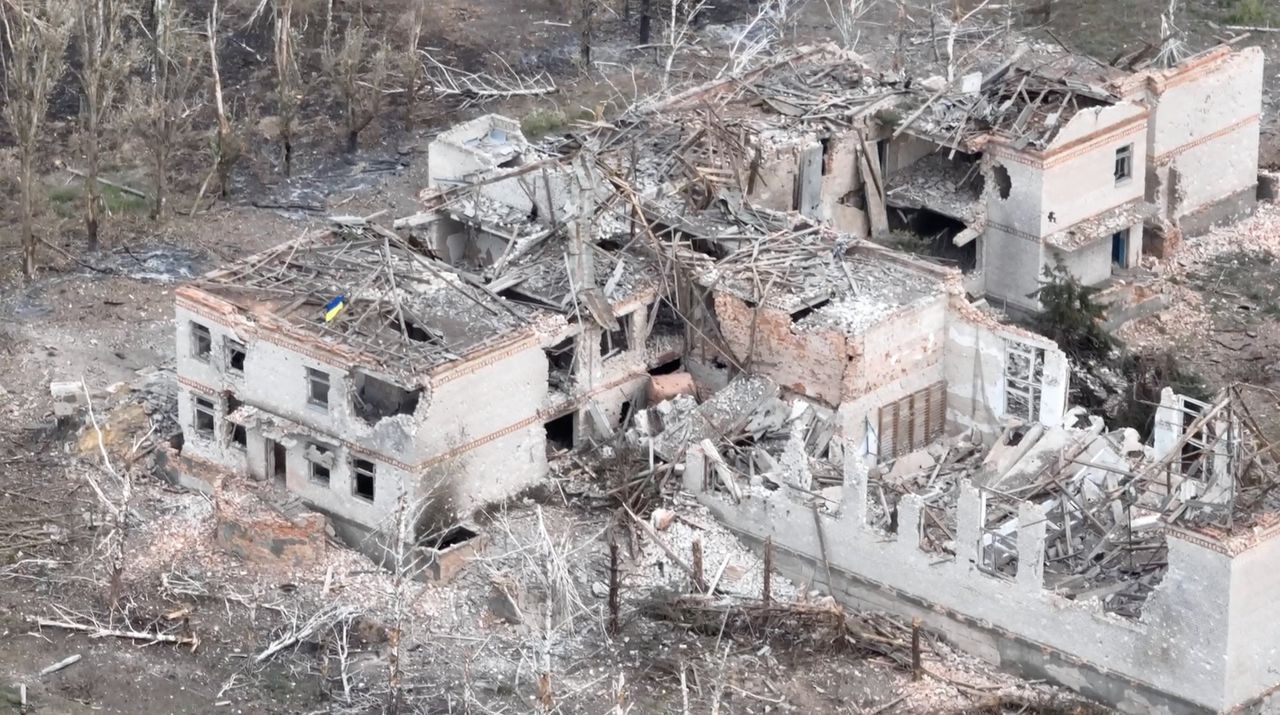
[323,295,346,322]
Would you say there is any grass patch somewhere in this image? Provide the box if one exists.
[1227,0,1273,25]
[48,181,149,219]
[520,109,568,139]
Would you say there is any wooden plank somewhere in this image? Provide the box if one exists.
[858,142,889,237]
[798,141,823,219]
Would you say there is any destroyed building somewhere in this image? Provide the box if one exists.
[169,31,1274,712]
[676,382,1280,714]
[579,42,1262,313]
[891,43,1264,311]
[173,217,672,544]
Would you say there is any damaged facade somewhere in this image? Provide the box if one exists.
[597,42,1262,312]
[174,217,670,546]
[172,32,1274,713]
[676,384,1280,714]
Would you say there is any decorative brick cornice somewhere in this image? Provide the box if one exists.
[428,334,541,387]
[1152,114,1259,167]
[984,221,1040,243]
[177,374,218,396]
[987,113,1147,171]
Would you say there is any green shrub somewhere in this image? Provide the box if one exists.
[520,109,567,139]
[1228,0,1273,26]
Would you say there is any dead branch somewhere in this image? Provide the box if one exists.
[256,603,360,663]
[421,53,556,107]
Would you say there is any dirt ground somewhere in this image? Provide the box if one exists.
[0,0,1277,712]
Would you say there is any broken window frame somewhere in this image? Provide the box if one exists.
[193,396,216,438]
[225,338,247,375]
[352,458,376,502]
[1114,144,1133,184]
[191,322,212,362]
[306,367,331,410]
[307,442,333,486]
[600,322,629,361]
[1004,340,1045,424]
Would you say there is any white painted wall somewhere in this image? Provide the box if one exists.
[684,457,1244,712]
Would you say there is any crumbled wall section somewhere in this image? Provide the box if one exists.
[712,292,850,406]
[1138,46,1264,234]
[681,448,1280,713]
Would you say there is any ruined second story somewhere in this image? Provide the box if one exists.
[174,219,673,535]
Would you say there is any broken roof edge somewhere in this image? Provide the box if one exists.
[1162,513,1280,557]
[631,43,856,116]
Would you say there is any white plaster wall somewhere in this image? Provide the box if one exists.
[419,344,547,458]
[280,435,413,530]
[1039,105,1148,235]
[1144,49,1263,223]
[984,155,1043,237]
[684,465,1237,712]
[177,306,426,463]
[1146,50,1262,155]
[1225,535,1280,709]
[981,229,1044,312]
[1049,233,1115,288]
[943,317,1066,440]
[1167,126,1259,221]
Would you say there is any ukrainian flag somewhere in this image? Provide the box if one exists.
[323,295,346,323]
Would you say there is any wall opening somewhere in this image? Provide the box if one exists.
[1004,340,1046,423]
[819,136,832,176]
[544,336,575,391]
[649,358,683,375]
[789,299,832,323]
[1114,144,1133,184]
[306,368,331,408]
[306,443,334,486]
[194,396,215,437]
[993,163,1012,200]
[888,208,977,271]
[353,372,421,425]
[225,339,246,374]
[544,412,575,453]
[190,322,211,361]
[601,324,629,360]
[268,439,287,483]
[352,458,376,502]
[431,525,478,551]
[978,493,1020,580]
[1111,228,1130,268]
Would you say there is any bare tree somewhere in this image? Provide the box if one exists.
[322,19,391,154]
[575,0,596,65]
[131,0,203,220]
[271,0,303,176]
[73,0,136,252]
[399,0,427,133]
[638,0,651,43]
[201,0,242,203]
[79,380,140,609]
[721,0,779,77]
[661,0,709,92]
[0,0,73,280]
[822,0,872,49]
[773,0,807,42]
